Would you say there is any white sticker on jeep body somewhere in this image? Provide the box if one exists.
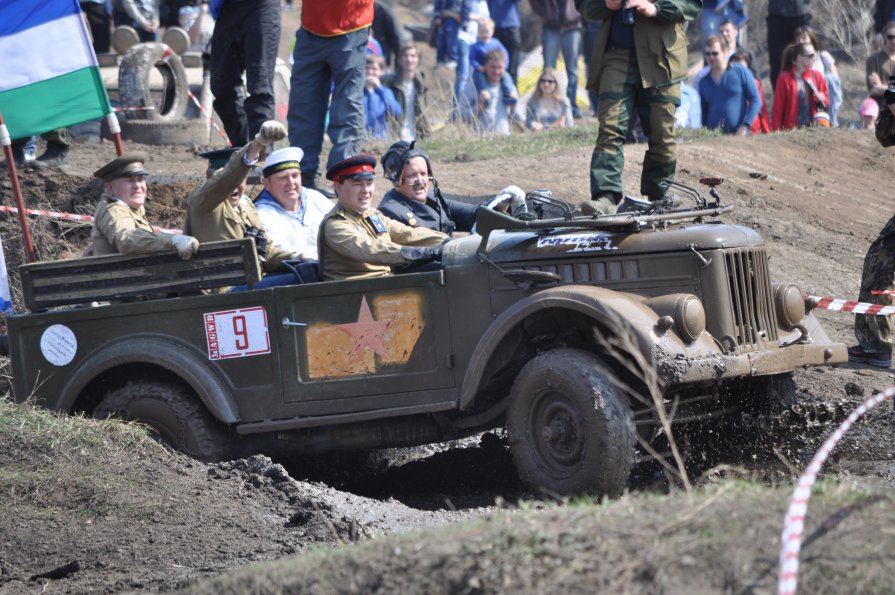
[40,324,77,366]
[536,233,619,253]
[204,307,270,361]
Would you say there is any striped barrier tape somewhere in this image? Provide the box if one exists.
[187,89,231,146]
[0,205,182,235]
[871,290,895,296]
[807,295,895,316]
[778,386,895,595]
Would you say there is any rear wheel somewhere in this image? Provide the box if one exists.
[506,348,635,497]
[94,380,229,461]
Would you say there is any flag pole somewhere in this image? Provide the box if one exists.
[105,112,125,157]
[0,112,37,263]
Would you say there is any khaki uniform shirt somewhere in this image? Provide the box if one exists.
[84,193,176,256]
[183,145,292,273]
[576,0,701,91]
[319,205,447,281]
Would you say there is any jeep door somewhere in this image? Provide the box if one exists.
[273,270,457,417]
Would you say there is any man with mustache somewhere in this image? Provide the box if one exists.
[377,140,524,235]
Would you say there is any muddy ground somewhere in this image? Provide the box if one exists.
[1,124,894,594]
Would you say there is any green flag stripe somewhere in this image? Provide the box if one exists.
[0,67,111,140]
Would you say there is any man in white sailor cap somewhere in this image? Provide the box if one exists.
[253,146,334,261]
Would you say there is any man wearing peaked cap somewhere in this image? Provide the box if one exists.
[318,154,449,281]
[183,120,306,286]
[253,145,334,262]
[85,152,200,260]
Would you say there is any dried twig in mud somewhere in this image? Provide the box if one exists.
[591,321,692,493]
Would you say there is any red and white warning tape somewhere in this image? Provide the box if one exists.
[807,295,895,317]
[187,89,231,146]
[0,205,182,235]
[778,386,895,595]
[871,290,895,296]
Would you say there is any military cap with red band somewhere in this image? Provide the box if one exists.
[326,154,377,181]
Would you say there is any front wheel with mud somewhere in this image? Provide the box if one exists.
[506,348,636,497]
[94,380,229,461]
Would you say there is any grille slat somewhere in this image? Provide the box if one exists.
[725,249,777,351]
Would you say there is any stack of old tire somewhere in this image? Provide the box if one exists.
[115,29,207,146]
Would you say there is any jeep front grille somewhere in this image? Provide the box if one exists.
[723,248,777,350]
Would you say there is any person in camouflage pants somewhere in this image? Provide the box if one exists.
[575,0,702,215]
[849,102,895,367]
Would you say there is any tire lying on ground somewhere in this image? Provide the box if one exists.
[118,118,208,146]
[119,42,189,122]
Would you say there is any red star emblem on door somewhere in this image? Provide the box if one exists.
[335,296,391,360]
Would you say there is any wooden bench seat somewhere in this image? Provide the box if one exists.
[19,238,261,311]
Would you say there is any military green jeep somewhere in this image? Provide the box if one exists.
[5,183,846,497]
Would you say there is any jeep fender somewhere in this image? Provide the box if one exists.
[460,285,711,410]
[57,334,239,423]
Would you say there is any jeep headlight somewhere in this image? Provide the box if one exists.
[773,282,806,330]
[647,294,706,343]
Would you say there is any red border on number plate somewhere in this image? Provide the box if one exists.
[204,306,271,361]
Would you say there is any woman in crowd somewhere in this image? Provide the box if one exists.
[525,68,574,131]
[771,42,830,131]
[793,25,842,127]
[383,45,432,142]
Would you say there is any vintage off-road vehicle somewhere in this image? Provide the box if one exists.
[5,182,846,496]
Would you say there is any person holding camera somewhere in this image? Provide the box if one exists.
[576,0,702,216]
[848,77,895,368]
[253,146,335,263]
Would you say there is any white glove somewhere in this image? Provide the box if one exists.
[254,120,287,145]
[485,185,526,212]
[171,234,200,260]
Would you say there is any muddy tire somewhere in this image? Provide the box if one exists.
[118,118,208,146]
[506,348,635,497]
[118,42,189,122]
[94,381,229,461]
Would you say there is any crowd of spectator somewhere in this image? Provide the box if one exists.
[68,0,895,162]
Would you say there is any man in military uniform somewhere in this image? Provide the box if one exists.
[85,153,199,259]
[318,155,448,281]
[184,120,306,285]
[576,0,702,215]
[377,140,525,236]
[849,97,895,367]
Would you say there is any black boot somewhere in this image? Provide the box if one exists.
[31,142,70,168]
[1,142,26,169]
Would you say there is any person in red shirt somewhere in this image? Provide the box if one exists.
[771,42,829,131]
[287,0,375,197]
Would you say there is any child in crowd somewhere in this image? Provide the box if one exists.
[363,54,402,140]
[469,19,516,112]
[860,97,879,130]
